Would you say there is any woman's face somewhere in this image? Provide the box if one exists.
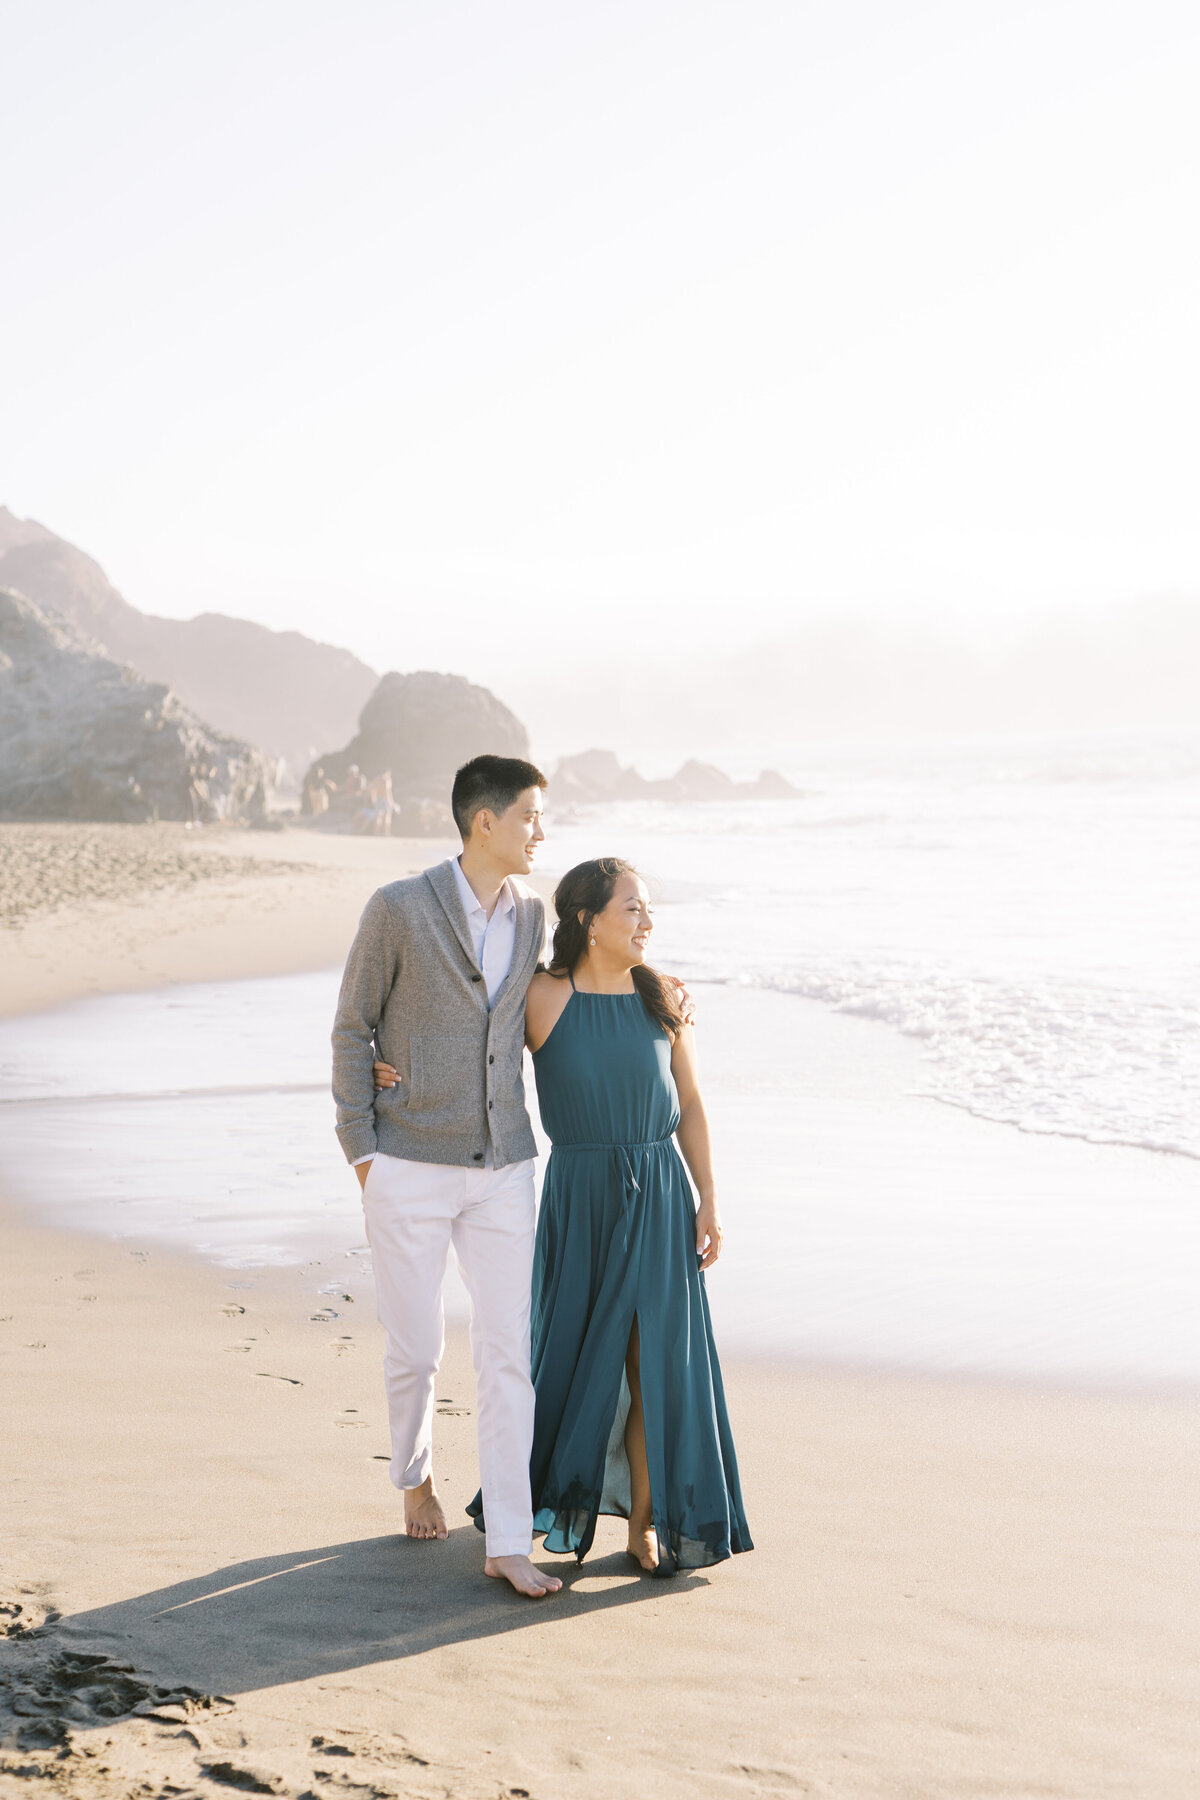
[587,871,654,965]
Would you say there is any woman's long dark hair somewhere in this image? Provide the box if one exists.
[549,857,686,1039]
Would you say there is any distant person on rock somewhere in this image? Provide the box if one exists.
[331,754,562,1599]
[304,764,332,817]
[354,769,394,837]
[187,762,217,827]
[333,765,366,813]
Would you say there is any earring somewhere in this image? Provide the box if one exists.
[589,936,596,947]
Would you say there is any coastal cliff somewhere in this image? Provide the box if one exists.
[0,587,271,823]
[0,508,377,778]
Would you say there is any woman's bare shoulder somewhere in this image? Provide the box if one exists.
[526,967,573,1050]
[527,967,571,1016]
[529,967,570,994]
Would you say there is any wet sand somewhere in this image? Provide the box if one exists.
[2,821,1199,1797]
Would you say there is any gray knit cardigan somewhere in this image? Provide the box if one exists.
[331,858,545,1169]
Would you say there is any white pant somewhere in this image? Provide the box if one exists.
[361,1152,537,1557]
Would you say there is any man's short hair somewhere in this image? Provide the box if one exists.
[451,755,547,839]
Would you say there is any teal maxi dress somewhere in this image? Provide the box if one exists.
[470,977,753,1574]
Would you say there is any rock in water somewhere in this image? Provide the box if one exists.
[552,747,802,802]
[552,747,627,798]
[671,759,739,801]
[746,767,800,799]
[306,670,529,809]
[0,588,273,822]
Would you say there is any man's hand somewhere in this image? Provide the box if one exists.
[675,981,697,1027]
[355,1159,373,1191]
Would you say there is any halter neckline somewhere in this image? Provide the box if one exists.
[567,970,638,998]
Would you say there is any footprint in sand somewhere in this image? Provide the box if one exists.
[198,1759,280,1791]
[335,1410,368,1428]
[309,1727,430,1772]
[2,1642,234,1754]
[309,1308,339,1323]
[254,1372,302,1386]
[331,1336,355,1355]
[220,1303,246,1318]
[72,1270,96,1281]
[224,1339,257,1354]
[1,1596,60,1636]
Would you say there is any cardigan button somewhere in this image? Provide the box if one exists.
[472,1151,483,1162]
[471,973,483,983]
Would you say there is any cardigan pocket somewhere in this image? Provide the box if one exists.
[408,1034,478,1124]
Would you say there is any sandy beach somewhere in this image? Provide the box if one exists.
[3,821,1199,1799]
[0,822,463,1020]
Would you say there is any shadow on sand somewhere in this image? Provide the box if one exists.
[53,1525,704,1695]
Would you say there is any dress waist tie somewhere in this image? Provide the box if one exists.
[556,1136,674,1251]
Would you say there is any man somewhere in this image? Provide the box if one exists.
[331,754,562,1599]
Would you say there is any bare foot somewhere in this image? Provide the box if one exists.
[484,1554,563,1598]
[404,1477,448,1541]
[626,1525,660,1572]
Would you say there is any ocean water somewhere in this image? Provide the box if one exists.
[0,975,352,1266]
[2,725,1197,1383]
[547,727,1200,1161]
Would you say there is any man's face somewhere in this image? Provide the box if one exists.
[476,786,545,875]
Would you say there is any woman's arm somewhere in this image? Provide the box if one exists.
[670,1023,723,1270]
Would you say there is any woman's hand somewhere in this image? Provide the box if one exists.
[695,1201,723,1271]
[373,1061,400,1090]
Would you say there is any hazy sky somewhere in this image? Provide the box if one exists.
[4,0,1200,682]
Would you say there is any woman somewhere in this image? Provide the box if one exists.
[378,857,752,1575]
[518,856,752,1574]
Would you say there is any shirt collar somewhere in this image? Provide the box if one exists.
[451,856,515,923]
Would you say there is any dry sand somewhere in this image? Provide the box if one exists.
[2,821,1199,1798]
[0,822,462,1019]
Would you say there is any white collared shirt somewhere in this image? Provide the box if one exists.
[450,856,517,1007]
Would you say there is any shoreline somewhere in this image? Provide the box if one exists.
[3,820,1200,1795]
[4,822,1199,1394]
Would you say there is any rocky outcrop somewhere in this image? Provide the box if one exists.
[303,670,529,828]
[0,508,377,778]
[553,749,800,802]
[0,588,272,823]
